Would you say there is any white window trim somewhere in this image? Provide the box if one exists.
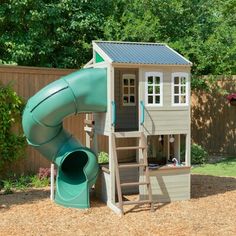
[171,72,189,106]
[145,72,163,107]
[122,74,136,106]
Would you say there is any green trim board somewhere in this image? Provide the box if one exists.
[95,52,105,63]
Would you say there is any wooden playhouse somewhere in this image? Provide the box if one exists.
[83,41,192,214]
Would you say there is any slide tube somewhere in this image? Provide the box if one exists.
[22,68,107,208]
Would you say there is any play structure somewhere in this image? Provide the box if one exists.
[22,41,192,214]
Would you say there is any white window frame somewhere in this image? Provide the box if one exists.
[122,74,136,106]
[171,72,189,106]
[145,72,163,107]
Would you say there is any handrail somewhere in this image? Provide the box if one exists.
[111,101,116,126]
[140,100,145,125]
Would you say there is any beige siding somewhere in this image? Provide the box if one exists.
[139,66,191,135]
[120,167,139,194]
[140,167,191,202]
[144,110,190,134]
[95,166,138,202]
[95,170,111,202]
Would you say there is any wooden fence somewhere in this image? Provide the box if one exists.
[0,66,85,175]
[0,66,235,175]
[191,77,236,155]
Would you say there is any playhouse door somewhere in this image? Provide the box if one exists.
[114,68,139,131]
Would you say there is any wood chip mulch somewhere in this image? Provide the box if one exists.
[0,174,236,236]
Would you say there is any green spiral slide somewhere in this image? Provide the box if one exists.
[22,68,107,208]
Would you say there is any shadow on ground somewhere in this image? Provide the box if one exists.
[1,174,236,213]
[0,188,50,211]
[191,174,236,199]
[0,187,105,212]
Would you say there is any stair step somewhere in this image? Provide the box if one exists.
[116,146,147,151]
[112,131,153,214]
[118,163,146,168]
[122,200,152,206]
[120,182,149,187]
[114,131,142,138]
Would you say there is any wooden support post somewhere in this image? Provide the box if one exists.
[85,114,91,149]
[152,136,157,158]
[174,134,180,162]
[50,163,55,201]
[185,133,191,166]
[92,132,98,155]
[108,133,115,204]
[165,135,170,162]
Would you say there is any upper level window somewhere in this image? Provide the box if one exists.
[172,72,189,106]
[145,72,163,106]
[122,74,136,106]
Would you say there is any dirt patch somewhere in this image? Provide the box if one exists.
[0,174,236,236]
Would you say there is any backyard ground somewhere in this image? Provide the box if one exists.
[1,174,236,236]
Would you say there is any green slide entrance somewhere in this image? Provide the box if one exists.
[22,68,107,208]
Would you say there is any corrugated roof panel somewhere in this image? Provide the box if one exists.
[95,41,191,65]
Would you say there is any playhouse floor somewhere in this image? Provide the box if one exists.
[1,174,236,236]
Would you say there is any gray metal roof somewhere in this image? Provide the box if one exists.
[95,41,192,65]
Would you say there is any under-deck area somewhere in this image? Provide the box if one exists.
[94,132,191,207]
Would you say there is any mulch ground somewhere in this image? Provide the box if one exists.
[1,174,236,236]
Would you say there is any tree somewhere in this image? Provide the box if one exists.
[0,0,235,89]
[0,0,113,68]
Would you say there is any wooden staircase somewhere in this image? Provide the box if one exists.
[112,132,154,215]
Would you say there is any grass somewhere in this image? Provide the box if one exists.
[191,156,236,177]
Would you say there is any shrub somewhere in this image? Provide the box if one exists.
[2,179,14,194]
[38,167,57,180]
[1,173,51,193]
[98,152,109,164]
[181,143,208,165]
[0,82,26,171]
[191,143,208,164]
[30,175,50,188]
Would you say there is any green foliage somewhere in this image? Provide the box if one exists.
[104,0,160,42]
[0,82,26,171]
[30,175,50,188]
[0,0,113,68]
[1,174,50,194]
[181,143,209,164]
[0,0,235,90]
[98,152,109,164]
[191,143,209,165]
[2,179,14,194]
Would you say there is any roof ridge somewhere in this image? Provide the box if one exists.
[94,40,166,46]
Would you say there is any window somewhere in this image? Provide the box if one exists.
[122,74,136,106]
[145,72,163,106]
[172,73,189,106]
